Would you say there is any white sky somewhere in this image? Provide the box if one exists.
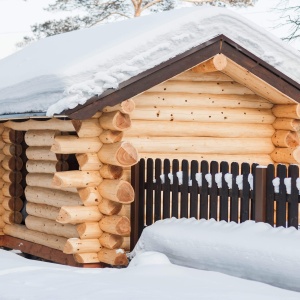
[0,0,297,60]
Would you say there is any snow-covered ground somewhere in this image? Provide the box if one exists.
[0,219,300,299]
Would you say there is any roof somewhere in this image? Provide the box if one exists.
[0,7,300,120]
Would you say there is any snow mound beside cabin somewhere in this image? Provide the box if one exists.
[131,218,300,292]
[0,7,300,117]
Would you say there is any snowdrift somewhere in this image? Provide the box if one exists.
[131,218,300,292]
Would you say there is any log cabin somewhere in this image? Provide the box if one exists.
[0,7,300,267]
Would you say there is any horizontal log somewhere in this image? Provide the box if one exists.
[272,130,299,148]
[0,205,4,216]
[99,111,131,131]
[26,173,77,192]
[98,199,122,216]
[124,120,275,138]
[2,197,23,212]
[78,187,102,206]
[2,211,23,224]
[97,248,128,266]
[2,171,22,183]
[272,118,300,131]
[131,107,275,124]
[72,119,103,137]
[133,92,273,109]
[3,224,67,251]
[25,186,82,207]
[2,156,23,171]
[2,183,23,197]
[0,219,5,229]
[25,215,79,239]
[52,171,102,188]
[51,136,102,154]
[73,253,100,263]
[172,70,232,81]
[120,169,131,182]
[63,238,101,254]
[99,215,130,236]
[26,160,68,173]
[26,146,68,161]
[99,233,123,250]
[0,140,5,150]
[99,130,124,144]
[76,153,102,171]
[98,141,139,167]
[121,236,130,251]
[100,165,123,180]
[128,137,274,155]
[117,204,131,219]
[102,99,135,114]
[272,105,300,119]
[270,147,300,164]
[2,128,24,144]
[4,119,75,132]
[26,202,60,221]
[76,222,103,239]
[25,130,60,147]
[0,166,5,178]
[2,144,22,156]
[56,206,103,224]
[99,180,134,204]
[192,56,226,73]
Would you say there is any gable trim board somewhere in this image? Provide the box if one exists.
[64,35,300,120]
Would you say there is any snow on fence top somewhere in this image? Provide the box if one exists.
[0,7,299,117]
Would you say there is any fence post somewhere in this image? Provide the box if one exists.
[255,166,267,223]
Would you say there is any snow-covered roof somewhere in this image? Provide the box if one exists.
[0,7,300,119]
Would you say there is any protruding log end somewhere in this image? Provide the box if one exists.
[100,111,131,131]
[63,238,101,254]
[272,130,299,148]
[100,165,123,179]
[99,215,131,236]
[116,142,139,166]
[270,146,300,164]
[98,199,122,215]
[99,233,124,250]
[97,248,128,266]
[99,130,124,144]
[77,222,103,239]
[74,253,100,264]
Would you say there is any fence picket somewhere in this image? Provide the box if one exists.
[276,164,287,227]
[200,160,209,219]
[230,162,239,223]
[288,165,298,228]
[251,163,258,220]
[190,160,199,219]
[210,161,219,220]
[220,161,229,221]
[163,159,171,219]
[181,160,189,218]
[154,159,162,222]
[171,159,179,218]
[266,164,275,226]
[146,158,154,226]
[240,163,251,222]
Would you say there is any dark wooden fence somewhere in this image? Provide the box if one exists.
[130,159,300,249]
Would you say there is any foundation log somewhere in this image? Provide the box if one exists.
[76,153,102,171]
[25,130,60,146]
[99,233,124,250]
[2,128,24,144]
[99,111,131,131]
[77,187,102,206]
[26,160,68,173]
[99,130,124,144]
[272,105,300,119]
[98,141,138,167]
[63,238,101,254]
[271,130,299,148]
[99,215,130,236]
[2,156,23,171]
[51,136,102,154]
[26,202,60,221]
[272,118,300,131]
[77,222,103,239]
[2,171,22,183]
[72,119,103,137]
[2,211,23,224]
[2,197,23,211]
[97,248,128,266]
[56,206,103,224]
[270,147,300,164]
[98,199,122,215]
[103,99,135,114]
[74,253,100,263]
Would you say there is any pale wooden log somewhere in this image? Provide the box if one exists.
[272,130,299,148]
[0,219,5,229]
[172,70,232,81]
[25,130,61,147]
[0,150,5,163]
[25,186,82,207]
[2,171,22,183]
[52,171,102,188]
[99,130,124,144]
[2,197,23,212]
[26,146,68,161]
[2,144,22,156]
[2,183,23,197]
[125,120,275,138]
[99,215,130,236]
[0,181,5,190]
[99,180,134,204]
[26,203,60,221]
[63,238,101,254]
[0,166,5,178]
[74,253,100,263]
[2,128,24,144]
[77,222,103,239]
[270,147,300,164]
[148,81,254,95]
[100,165,123,180]
[273,118,300,131]
[26,160,68,173]
[120,169,131,182]
[97,248,128,266]
[138,153,274,166]
[3,224,67,251]
[0,205,4,215]
[103,99,136,114]
[4,119,75,132]
[2,211,22,224]
[98,141,139,167]
[121,236,130,251]
[2,156,23,171]
[26,173,77,192]
[272,105,300,119]
[99,111,131,131]
[72,119,103,137]
[56,206,103,224]
[0,140,5,150]
[118,204,131,219]
[192,56,226,73]
[25,215,79,239]
[98,199,122,216]
[0,191,5,204]
[51,136,102,154]
[78,187,102,206]
[128,137,274,155]
[0,124,4,135]
[76,153,102,171]
[99,233,123,250]
[91,112,102,118]
[131,107,275,124]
